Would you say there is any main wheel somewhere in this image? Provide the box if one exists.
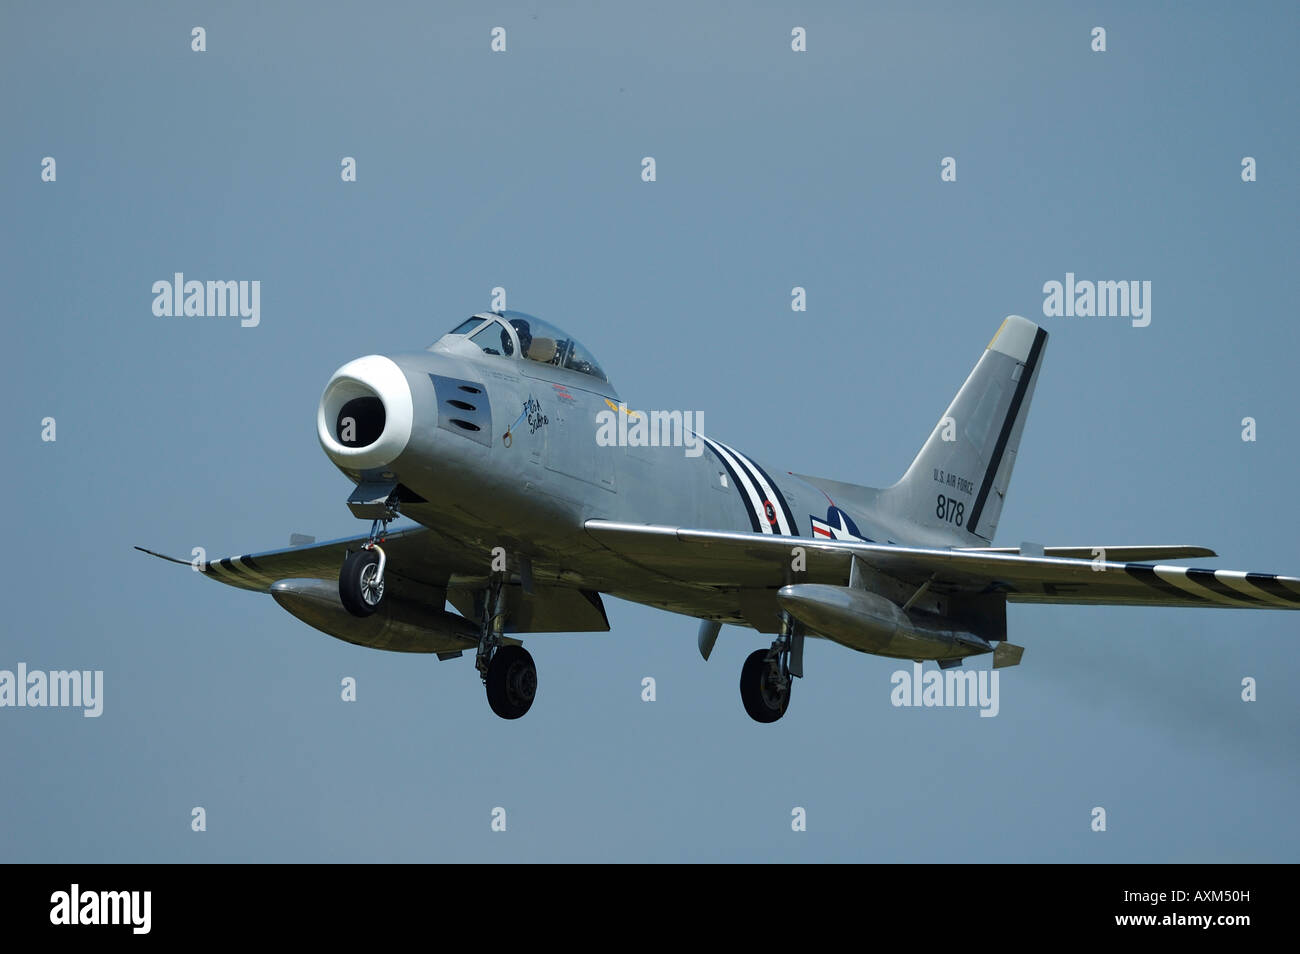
[339,549,385,617]
[740,648,791,723]
[486,645,537,720]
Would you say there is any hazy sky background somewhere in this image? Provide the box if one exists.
[2,1,1297,861]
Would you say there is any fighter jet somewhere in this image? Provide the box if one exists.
[139,311,1300,722]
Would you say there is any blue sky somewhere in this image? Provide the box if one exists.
[2,1,1297,861]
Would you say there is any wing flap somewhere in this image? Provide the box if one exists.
[960,545,1217,561]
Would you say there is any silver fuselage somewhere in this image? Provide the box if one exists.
[320,338,896,630]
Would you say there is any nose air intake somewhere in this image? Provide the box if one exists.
[317,355,415,471]
[336,396,385,447]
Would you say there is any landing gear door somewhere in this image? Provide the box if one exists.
[346,480,400,520]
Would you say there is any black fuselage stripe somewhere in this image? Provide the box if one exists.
[1245,573,1300,605]
[714,439,782,533]
[745,457,799,536]
[1124,564,1210,603]
[706,444,762,532]
[718,441,790,534]
[1185,568,1265,604]
[968,327,1047,537]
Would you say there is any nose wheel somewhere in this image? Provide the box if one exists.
[339,517,391,618]
[340,549,385,616]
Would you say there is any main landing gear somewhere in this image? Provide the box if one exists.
[338,515,537,719]
[340,517,390,617]
[739,615,802,723]
[477,575,537,720]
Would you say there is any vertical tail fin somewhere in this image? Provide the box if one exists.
[877,315,1048,544]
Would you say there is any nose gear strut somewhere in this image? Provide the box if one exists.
[338,505,398,618]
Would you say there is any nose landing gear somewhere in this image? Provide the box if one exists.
[339,517,391,618]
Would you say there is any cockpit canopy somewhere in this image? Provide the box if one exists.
[438,311,608,383]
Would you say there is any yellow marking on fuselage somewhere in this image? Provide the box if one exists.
[604,398,642,419]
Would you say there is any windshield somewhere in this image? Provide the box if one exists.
[448,317,487,336]
[501,312,607,382]
[467,319,514,356]
[436,312,608,383]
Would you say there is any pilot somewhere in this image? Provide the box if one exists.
[509,318,533,359]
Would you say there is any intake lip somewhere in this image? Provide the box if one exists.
[317,355,414,471]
